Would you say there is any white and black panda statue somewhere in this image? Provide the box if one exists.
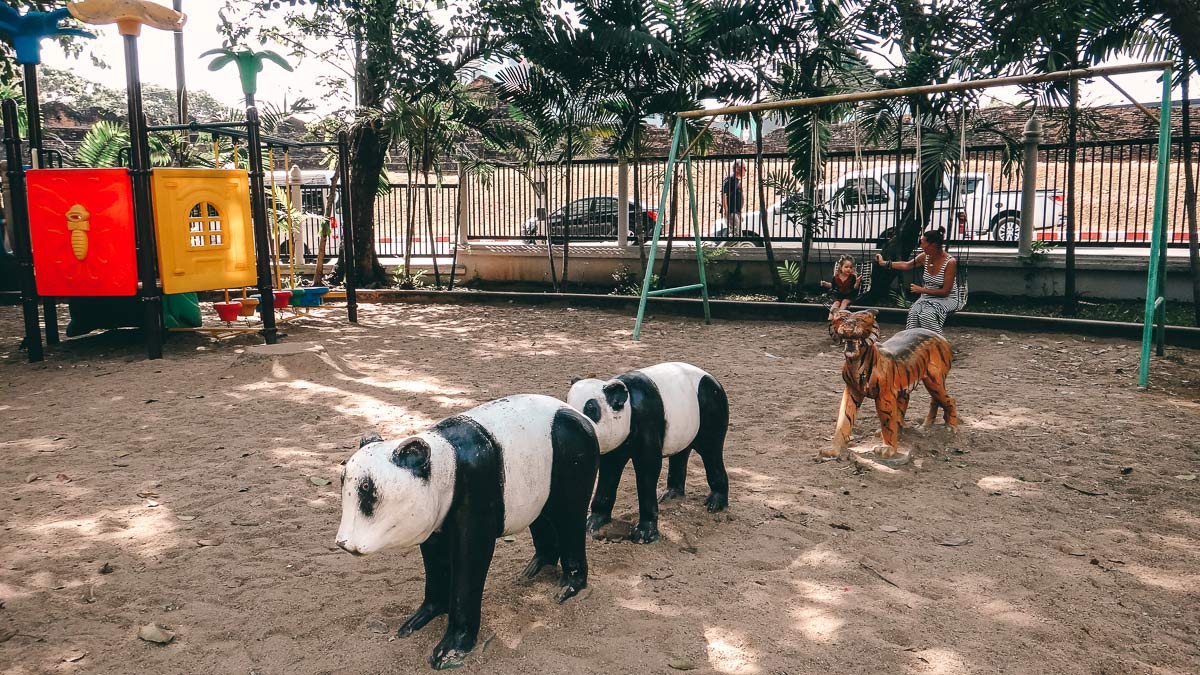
[335,395,600,670]
[567,362,729,544]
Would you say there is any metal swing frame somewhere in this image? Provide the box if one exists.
[634,60,1173,390]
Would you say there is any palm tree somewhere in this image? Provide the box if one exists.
[760,0,869,290]
[386,81,497,289]
[496,58,614,290]
[851,0,998,303]
[1076,0,1200,323]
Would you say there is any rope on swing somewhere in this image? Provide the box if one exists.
[849,103,873,294]
[953,106,971,310]
[810,109,829,290]
[284,148,297,286]
[913,107,925,240]
[267,146,282,289]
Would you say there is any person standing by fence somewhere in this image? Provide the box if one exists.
[720,160,746,229]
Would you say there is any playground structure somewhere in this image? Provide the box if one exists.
[0,1,359,362]
[635,61,1175,388]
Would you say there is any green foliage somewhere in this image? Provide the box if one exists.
[890,289,912,310]
[778,260,804,302]
[393,268,428,289]
[779,260,802,286]
[72,121,126,167]
[1024,239,1059,265]
[38,68,233,124]
[269,185,304,239]
[611,265,657,296]
[701,243,729,265]
[0,81,28,136]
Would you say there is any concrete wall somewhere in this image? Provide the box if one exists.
[460,243,1195,302]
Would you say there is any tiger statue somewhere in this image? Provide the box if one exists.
[822,309,957,459]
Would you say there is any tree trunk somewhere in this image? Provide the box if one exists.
[1064,76,1079,315]
[314,161,339,281]
[345,123,389,287]
[754,111,783,299]
[634,133,647,278]
[1184,72,1200,327]
[542,168,559,292]
[402,147,415,283]
[422,137,441,288]
[800,110,818,290]
[561,127,572,290]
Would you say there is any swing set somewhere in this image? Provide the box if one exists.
[633,60,1174,389]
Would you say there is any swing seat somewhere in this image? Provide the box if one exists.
[856,262,873,295]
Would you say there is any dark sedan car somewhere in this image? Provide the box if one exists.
[522,197,657,243]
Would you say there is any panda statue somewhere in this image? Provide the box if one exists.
[567,362,729,544]
[335,394,599,670]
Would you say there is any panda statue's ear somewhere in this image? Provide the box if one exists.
[391,439,432,480]
[602,380,629,411]
[570,376,582,385]
[359,431,384,448]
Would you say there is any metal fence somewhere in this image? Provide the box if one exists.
[373,183,459,257]
[281,182,460,261]
[463,137,1195,249]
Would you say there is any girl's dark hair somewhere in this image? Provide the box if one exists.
[834,255,855,274]
[922,228,945,247]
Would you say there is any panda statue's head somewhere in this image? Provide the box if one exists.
[567,377,631,454]
[335,433,443,555]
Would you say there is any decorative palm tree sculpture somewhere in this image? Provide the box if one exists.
[200,47,293,108]
[0,6,93,65]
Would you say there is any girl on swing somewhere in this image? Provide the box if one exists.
[820,255,861,319]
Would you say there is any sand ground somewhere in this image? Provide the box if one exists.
[1,302,1198,674]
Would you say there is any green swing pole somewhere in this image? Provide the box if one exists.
[633,120,685,340]
[1138,65,1173,389]
[684,154,711,324]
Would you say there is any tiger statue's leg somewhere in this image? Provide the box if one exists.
[923,394,940,427]
[874,391,902,457]
[826,387,864,457]
[896,389,910,428]
[922,373,958,430]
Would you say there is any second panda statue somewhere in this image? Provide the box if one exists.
[567,362,729,544]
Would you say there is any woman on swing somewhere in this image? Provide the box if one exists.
[874,228,963,335]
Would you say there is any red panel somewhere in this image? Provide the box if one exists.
[26,169,138,297]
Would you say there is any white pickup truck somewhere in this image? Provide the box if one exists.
[726,164,1064,245]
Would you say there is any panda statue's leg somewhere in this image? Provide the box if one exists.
[659,448,692,503]
[397,531,451,638]
[587,447,630,532]
[520,512,559,580]
[695,375,730,513]
[628,446,664,544]
[545,409,599,602]
[429,521,497,670]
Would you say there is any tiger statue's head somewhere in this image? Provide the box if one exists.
[829,309,880,360]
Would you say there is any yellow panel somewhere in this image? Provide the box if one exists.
[150,168,258,294]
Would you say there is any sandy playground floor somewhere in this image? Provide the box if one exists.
[1,301,1198,674]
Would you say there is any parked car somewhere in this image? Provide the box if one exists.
[733,164,1064,245]
[521,197,657,243]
